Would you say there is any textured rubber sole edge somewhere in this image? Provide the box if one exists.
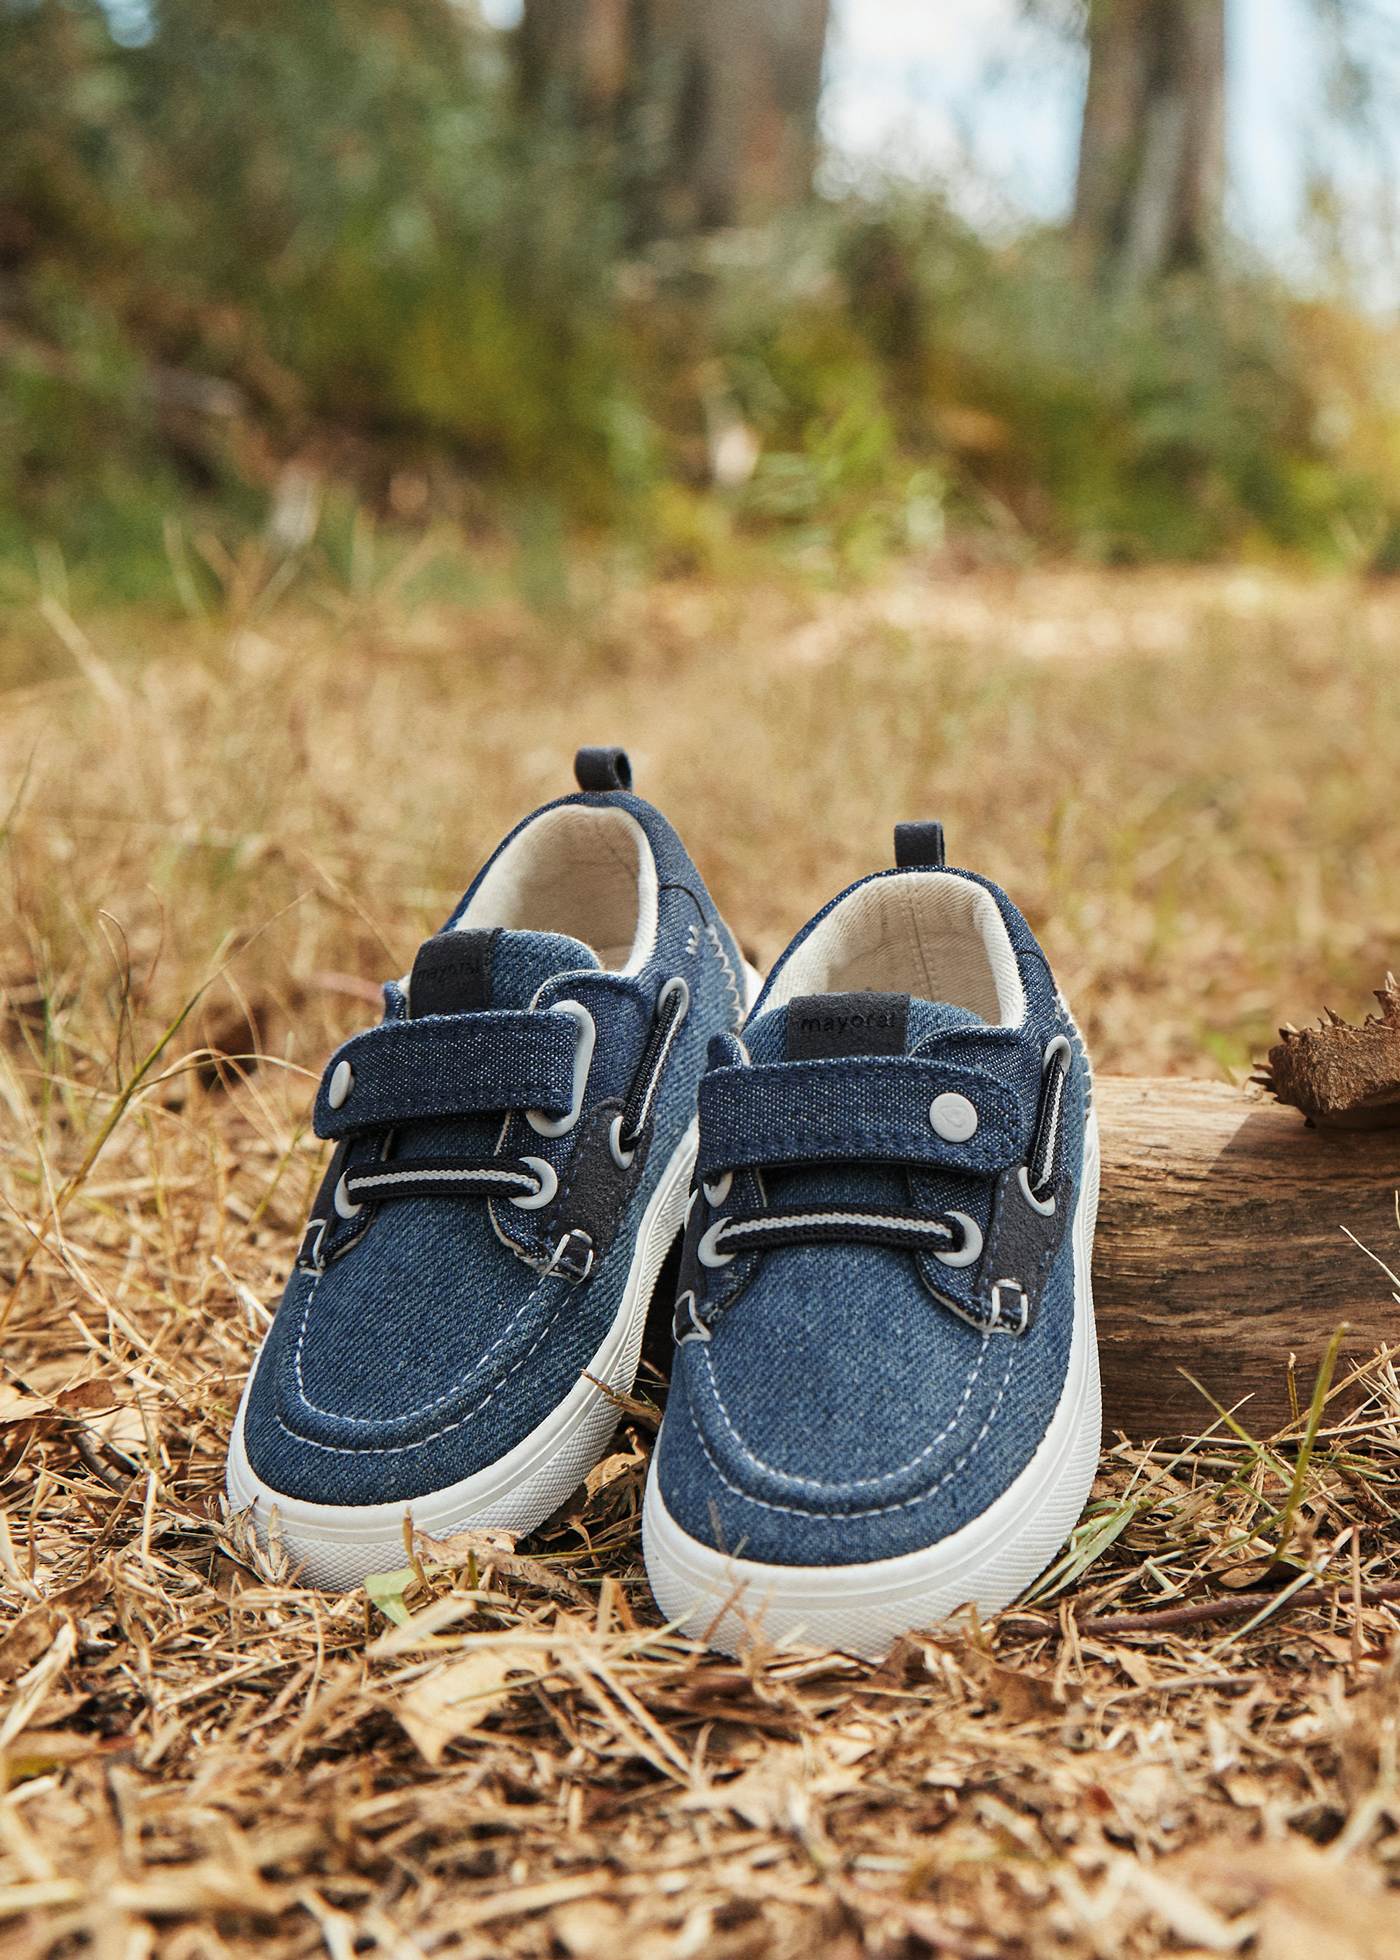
[225,1117,699,1589]
[642,1104,1103,1660]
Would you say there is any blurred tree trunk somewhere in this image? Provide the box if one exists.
[1072,0,1226,286]
[517,0,830,238]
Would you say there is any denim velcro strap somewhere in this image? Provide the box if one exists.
[696,1058,1027,1178]
[313,1012,579,1138]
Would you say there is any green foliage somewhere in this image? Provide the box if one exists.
[0,0,1396,603]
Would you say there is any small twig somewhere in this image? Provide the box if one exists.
[581,1371,661,1429]
[72,1429,137,1493]
[1078,1578,1400,1638]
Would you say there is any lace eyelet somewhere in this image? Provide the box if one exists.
[697,1219,735,1268]
[327,1058,354,1109]
[934,1210,982,1269]
[509,1155,559,1210]
[608,1115,636,1170]
[333,1171,362,1220]
[658,973,691,1019]
[702,1170,732,1208]
[526,1000,596,1138]
[1016,1165,1057,1216]
[1025,1033,1073,1202]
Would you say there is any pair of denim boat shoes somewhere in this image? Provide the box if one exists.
[226,747,1100,1658]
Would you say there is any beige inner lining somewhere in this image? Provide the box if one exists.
[765,873,1024,1026]
[459,805,657,972]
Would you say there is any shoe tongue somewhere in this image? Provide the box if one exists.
[905,998,988,1049]
[408,927,599,1018]
[486,929,600,1008]
[743,992,986,1064]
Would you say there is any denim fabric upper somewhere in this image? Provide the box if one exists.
[654,865,1090,1568]
[242,789,746,1507]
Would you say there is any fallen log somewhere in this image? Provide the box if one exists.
[1095,1076,1400,1439]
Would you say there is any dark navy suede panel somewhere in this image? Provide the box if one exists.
[240,788,746,1510]
[652,863,1092,1568]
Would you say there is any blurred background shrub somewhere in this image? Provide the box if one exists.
[0,0,1397,605]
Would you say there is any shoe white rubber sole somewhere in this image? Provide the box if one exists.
[642,1104,1103,1660]
[226,959,765,1591]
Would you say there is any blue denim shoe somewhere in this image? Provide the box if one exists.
[643,823,1101,1657]
[227,747,755,1587]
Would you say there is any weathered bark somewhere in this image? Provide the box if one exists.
[1260,976,1400,1131]
[1072,0,1226,286]
[1095,1077,1400,1439]
[516,0,830,236]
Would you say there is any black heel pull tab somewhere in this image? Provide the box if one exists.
[894,821,946,870]
[574,746,633,793]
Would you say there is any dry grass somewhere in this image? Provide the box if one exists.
[5,562,1400,1958]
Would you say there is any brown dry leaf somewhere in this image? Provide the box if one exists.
[1218,1561,1273,1591]
[2,1727,118,1776]
[1114,1647,1159,1687]
[0,1608,66,1682]
[53,1381,124,1414]
[683,1744,866,1829]
[0,1381,50,1424]
[0,1618,76,1749]
[415,1524,518,1567]
[684,1752,805,1830]
[86,1402,148,1457]
[965,1653,1064,1721]
[583,1450,639,1499]
[393,1649,538,1765]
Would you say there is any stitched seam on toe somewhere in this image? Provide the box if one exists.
[679,1345,1015,1520]
[291,1260,550,1426]
[698,1337,990,1493]
[274,1272,581,1454]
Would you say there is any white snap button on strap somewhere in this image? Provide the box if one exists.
[930,1091,978,1143]
[327,1059,353,1109]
